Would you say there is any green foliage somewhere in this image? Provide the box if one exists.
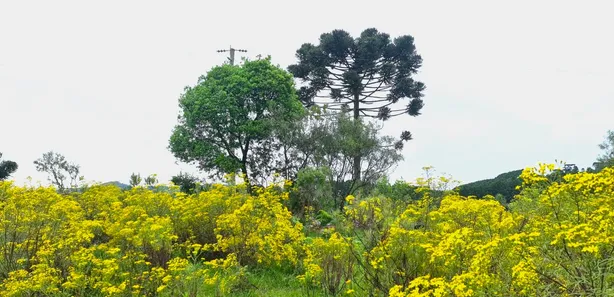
[459,164,589,205]
[170,172,204,195]
[372,177,420,202]
[289,167,333,219]
[129,173,142,187]
[169,58,304,186]
[144,174,158,187]
[276,109,403,207]
[234,268,319,297]
[457,169,523,203]
[0,153,18,181]
[315,210,334,227]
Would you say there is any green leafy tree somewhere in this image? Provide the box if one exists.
[33,151,81,192]
[289,166,334,219]
[288,28,425,182]
[372,176,420,202]
[275,108,403,208]
[593,130,614,172]
[129,173,142,187]
[169,57,304,187]
[170,172,202,194]
[0,153,18,181]
[270,106,334,182]
[144,174,158,187]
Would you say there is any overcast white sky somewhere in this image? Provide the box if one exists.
[1,0,612,186]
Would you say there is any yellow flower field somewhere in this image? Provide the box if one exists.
[1,165,613,296]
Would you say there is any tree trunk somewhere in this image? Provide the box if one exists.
[241,139,252,194]
[241,164,252,194]
[353,93,361,184]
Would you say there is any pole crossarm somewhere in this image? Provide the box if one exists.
[216,45,247,65]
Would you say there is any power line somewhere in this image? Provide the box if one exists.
[216,45,247,66]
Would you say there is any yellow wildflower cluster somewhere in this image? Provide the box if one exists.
[303,166,614,296]
[2,165,614,296]
[0,182,303,296]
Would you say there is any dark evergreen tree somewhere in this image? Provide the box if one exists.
[288,28,425,183]
[0,153,18,181]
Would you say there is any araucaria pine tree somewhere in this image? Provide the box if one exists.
[288,28,426,183]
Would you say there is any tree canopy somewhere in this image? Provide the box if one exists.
[169,57,304,186]
[170,172,203,194]
[0,153,18,181]
[288,28,425,182]
[33,151,81,192]
[288,28,424,125]
[275,108,403,208]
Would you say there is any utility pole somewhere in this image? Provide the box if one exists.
[216,46,247,66]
